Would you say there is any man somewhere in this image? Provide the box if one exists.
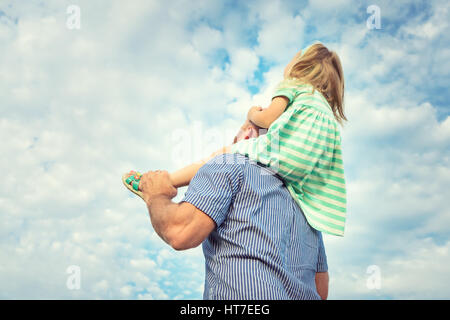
[139,153,329,300]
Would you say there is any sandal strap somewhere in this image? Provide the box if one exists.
[132,180,140,191]
[126,172,142,185]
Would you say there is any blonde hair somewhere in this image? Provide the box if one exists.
[288,43,347,124]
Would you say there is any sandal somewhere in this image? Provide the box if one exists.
[122,171,145,200]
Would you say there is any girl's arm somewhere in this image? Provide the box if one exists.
[170,119,263,189]
[169,146,231,188]
[247,96,289,129]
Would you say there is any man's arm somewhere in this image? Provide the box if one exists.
[139,171,216,250]
[247,96,289,129]
[315,272,329,300]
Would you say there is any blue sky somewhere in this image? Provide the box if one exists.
[0,0,449,299]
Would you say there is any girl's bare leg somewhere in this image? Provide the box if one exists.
[169,146,231,188]
[169,119,261,188]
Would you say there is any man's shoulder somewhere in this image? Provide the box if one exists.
[193,153,247,189]
[206,153,249,166]
[205,153,270,177]
[203,153,284,188]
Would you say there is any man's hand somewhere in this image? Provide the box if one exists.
[139,170,177,204]
[315,272,329,300]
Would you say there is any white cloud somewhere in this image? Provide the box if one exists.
[250,0,305,63]
[328,238,450,299]
[191,25,224,54]
[227,48,260,83]
[0,0,449,300]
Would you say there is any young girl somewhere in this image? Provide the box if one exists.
[123,42,347,236]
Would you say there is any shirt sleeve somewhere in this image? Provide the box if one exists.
[272,79,299,104]
[181,154,244,227]
[316,232,328,272]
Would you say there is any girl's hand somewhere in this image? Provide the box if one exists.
[247,106,263,120]
[240,119,258,131]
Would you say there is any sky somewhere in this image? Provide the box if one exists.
[0,0,449,299]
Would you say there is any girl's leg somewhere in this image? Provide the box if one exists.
[169,146,231,188]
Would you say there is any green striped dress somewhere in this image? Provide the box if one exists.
[231,79,347,236]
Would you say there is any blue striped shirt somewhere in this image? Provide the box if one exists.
[182,154,328,300]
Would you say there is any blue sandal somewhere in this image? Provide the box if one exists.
[122,171,145,200]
